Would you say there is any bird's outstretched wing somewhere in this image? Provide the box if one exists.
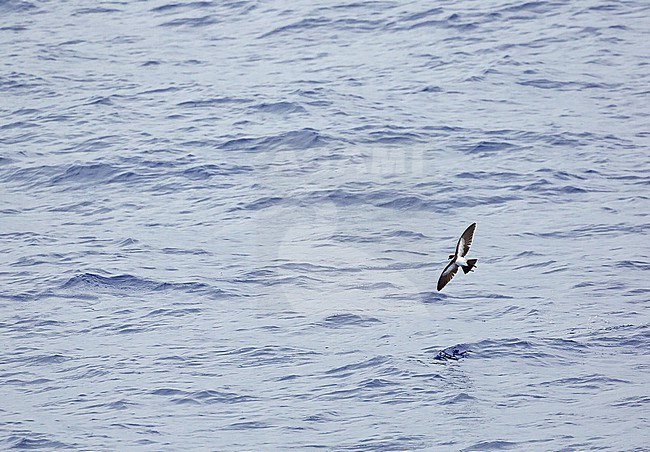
[455,223,477,257]
[437,260,458,291]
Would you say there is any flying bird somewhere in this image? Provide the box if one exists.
[437,223,478,291]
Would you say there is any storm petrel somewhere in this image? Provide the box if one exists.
[437,223,478,291]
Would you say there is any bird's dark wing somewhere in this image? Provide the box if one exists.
[455,222,477,257]
[437,260,458,291]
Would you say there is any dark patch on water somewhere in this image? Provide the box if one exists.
[315,313,383,328]
[432,344,471,362]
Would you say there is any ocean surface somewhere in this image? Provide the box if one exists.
[1,0,649,450]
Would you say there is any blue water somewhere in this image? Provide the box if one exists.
[1,0,649,449]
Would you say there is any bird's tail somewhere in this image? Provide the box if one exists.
[462,259,477,274]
